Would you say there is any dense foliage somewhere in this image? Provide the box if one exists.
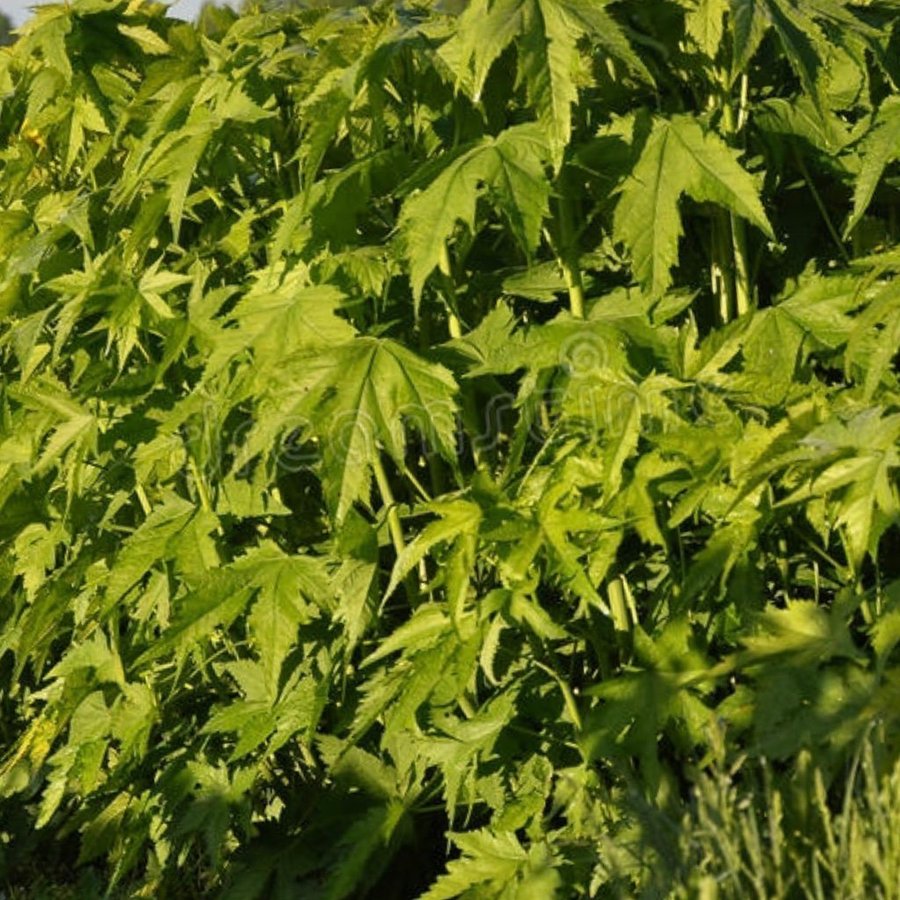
[1,0,899,895]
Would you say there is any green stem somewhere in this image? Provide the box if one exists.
[439,242,462,338]
[372,450,419,606]
[719,88,752,319]
[188,455,213,514]
[562,256,585,320]
[135,483,152,516]
[714,208,736,324]
[426,452,447,500]
[557,186,585,319]
[534,660,582,733]
[439,241,483,471]
[372,451,405,559]
[372,453,419,603]
[736,73,750,132]
[608,577,631,633]
[447,313,462,340]
[731,213,751,317]
[401,463,432,503]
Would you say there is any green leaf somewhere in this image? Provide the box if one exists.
[241,544,331,698]
[105,496,200,607]
[450,0,648,166]
[726,270,862,401]
[731,0,823,100]
[264,337,459,523]
[754,96,855,156]
[117,24,170,56]
[204,267,355,379]
[686,0,728,58]
[845,278,900,400]
[742,600,861,665]
[582,620,715,786]
[362,605,450,668]
[790,409,900,567]
[322,801,409,900]
[399,125,551,301]
[613,115,774,297]
[132,569,253,669]
[384,498,482,601]
[422,830,561,900]
[845,97,900,236]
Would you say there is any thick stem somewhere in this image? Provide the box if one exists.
[188,455,213,514]
[562,256,585,320]
[736,73,750,132]
[135,483,152,515]
[608,577,631,633]
[719,92,752,319]
[731,214,752,317]
[372,451,419,603]
[557,186,586,319]
[535,660,582,733]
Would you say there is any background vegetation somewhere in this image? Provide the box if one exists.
[0,0,899,896]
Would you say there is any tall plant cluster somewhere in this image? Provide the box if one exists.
[0,0,899,895]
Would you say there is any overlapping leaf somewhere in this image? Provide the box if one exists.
[399,125,551,300]
[613,115,774,297]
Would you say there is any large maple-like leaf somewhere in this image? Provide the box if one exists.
[613,115,774,297]
[445,0,648,166]
[399,125,551,301]
[421,829,559,900]
[726,270,864,402]
[730,0,875,103]
[241,543,332,699]
[731,0,821,96]
[244,338,459,523]
[787,408,900,568]
[583,619,715,789]
[132,543,329,675]
[202,266,356,379]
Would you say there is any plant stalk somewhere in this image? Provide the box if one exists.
[372,450,405,558]
[188,455,213,514]
[713,208,737,324]
[439,241,484,471]
[555,173,586,319]
[608,576,631,633]
[562,256,585,320]
[372,450,418,603]
[135,483,152,515]
[439,242,462,338]
[720,91,753,319]
[535,660,582,733]
[731,213,751,317]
